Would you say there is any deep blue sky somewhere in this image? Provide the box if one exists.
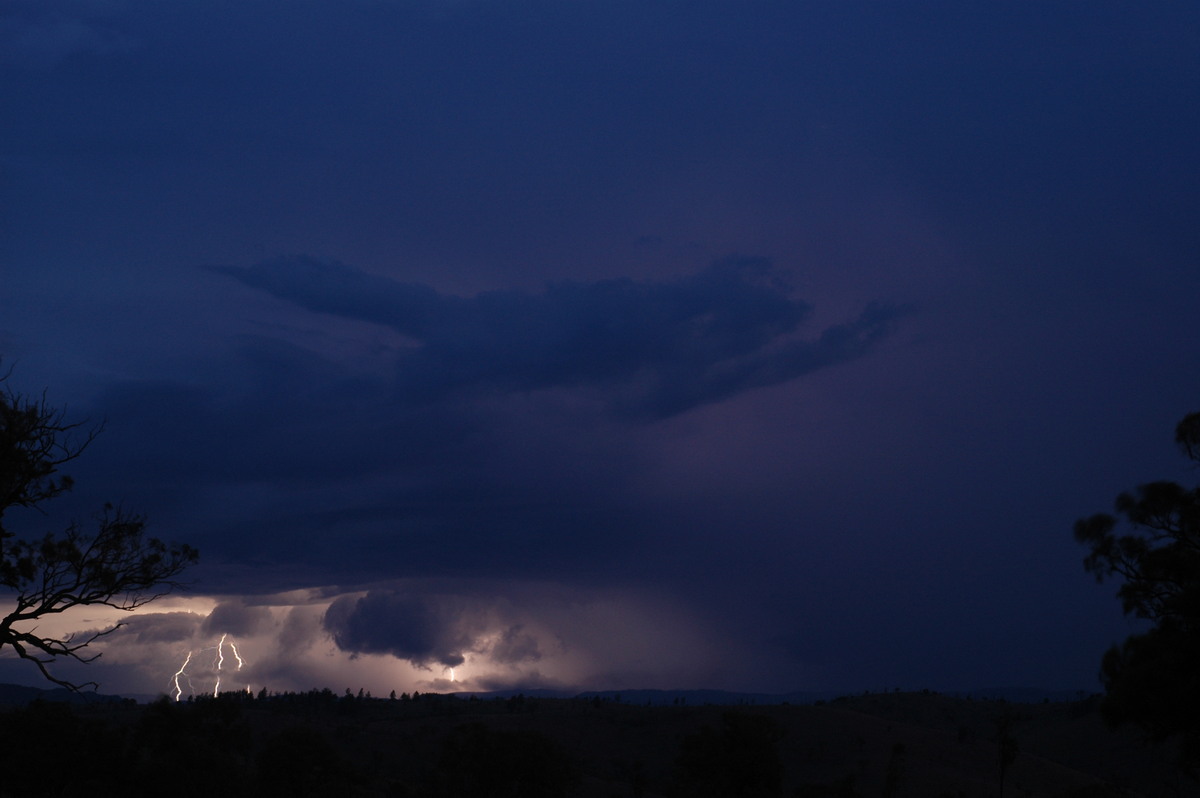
[2,0,1199,697]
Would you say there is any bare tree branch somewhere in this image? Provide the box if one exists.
[1,365,198,690]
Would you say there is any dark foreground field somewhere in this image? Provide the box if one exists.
[0,688,1189,797]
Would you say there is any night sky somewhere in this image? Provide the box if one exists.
[2,1,1199,699]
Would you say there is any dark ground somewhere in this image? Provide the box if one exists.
[0,688,1190,797]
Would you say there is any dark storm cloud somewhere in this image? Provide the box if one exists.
[200,601,272,637]
[78,327,650,588]
[323,590,489,668]
[70,253,904,592]
[212,256,902,419]
[87,334,465,486]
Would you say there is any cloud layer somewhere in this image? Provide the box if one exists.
[22,582,745,699]
[212,256,901,419]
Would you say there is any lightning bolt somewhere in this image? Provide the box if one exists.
[173,651,194,702]
[214,634,226,696]
[170,635,250,701]
[228,637,247,692]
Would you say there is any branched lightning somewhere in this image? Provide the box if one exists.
[170,635,249,701]
[173,651,194,702]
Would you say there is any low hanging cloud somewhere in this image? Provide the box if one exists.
[321,589,547,671]
[114,611,205,645]
[318,582,748,693]
[211,255,903,420]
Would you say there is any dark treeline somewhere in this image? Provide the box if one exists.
[0,689,1188,797]
[0,690,576,798]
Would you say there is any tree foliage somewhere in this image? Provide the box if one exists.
[0,368,197,689]
[1075,410,1200,766]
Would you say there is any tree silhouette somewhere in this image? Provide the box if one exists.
[0,368,197,689]
[1075,410,1200,767]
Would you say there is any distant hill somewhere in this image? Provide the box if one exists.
[0,682,128,706]
[454,686,1094,706]
[574,688,833,706]
[451,687,823,705]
